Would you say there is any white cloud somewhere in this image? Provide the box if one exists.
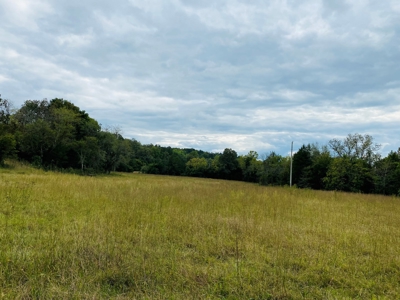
[126,130,276,154]
[0,0,53,30]
[93,11,157,36]
[0,0,399,155]
[0,75,10,83]
[57,32,94,48]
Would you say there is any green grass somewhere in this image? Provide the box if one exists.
[1,161,400,299]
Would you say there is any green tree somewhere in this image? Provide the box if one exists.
[329,133,380,166]
[49,98,100,139]
[48,107,79,166]
[218,148,240,180]
[0,96,16,165]
[75,136,103,173]
[374,150,400,195]
[292,145,313,187]
[99,131,131,173]
[14,98,101,169]
[292,144,333,189]
[238,151,261,182]
[259,152,289,186]
[186,157,209,177]
[307,147,333,190]
[120,139,144,172]
[209,155,221,178]
[168,150,186,175]
[13,99,50,126]
[186,150,199,161]
[0,134,16,166]
[0,96,11,127]
[17,119,54,166]
[324,157,374,193]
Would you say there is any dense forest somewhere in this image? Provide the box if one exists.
[1,96,400,196]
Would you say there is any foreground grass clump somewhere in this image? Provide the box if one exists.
[1,163,400,299]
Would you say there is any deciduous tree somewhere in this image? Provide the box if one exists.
[329,133,380,165]
[0,134,16,165]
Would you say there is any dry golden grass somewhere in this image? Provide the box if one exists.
[1,161,400,299]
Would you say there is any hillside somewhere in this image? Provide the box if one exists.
[1,163,399,299]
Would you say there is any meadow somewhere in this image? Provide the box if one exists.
[0,162,399,299]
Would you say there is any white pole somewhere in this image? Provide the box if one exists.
[290,141,293,187]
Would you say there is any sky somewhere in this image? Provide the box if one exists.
[1,0,400,156]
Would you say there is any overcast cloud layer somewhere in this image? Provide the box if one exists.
[1,0,400,155]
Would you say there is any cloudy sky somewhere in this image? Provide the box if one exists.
[1,0,399,155]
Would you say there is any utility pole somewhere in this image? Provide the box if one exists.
[290,141,293,187]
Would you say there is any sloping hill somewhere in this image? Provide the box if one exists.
[1,165,399,299]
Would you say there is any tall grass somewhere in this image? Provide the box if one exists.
[1,162,400,299]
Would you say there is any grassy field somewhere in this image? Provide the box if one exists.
[0,162,400,299]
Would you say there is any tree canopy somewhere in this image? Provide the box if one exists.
[1,96,400,196]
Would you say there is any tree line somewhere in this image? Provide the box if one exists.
[1,96,400,196]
